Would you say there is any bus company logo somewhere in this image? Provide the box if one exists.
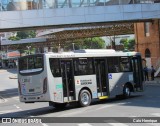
[76,80,80,85]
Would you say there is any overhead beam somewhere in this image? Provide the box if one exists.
[1,23,134,50]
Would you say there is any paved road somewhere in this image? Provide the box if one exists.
[0,69,17,90]
[0,70,160,126]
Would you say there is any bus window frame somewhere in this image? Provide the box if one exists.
[107,57,121,73]
[74,57,95,76]
[120,56,132,72]
[49,58,61,77]
[18,54,44,76]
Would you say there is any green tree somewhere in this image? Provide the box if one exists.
[28,31,36,38]
[128,39,135,50]
[120,38,129,49]
[8,36,20,41]
[16,30,36,39]
[120,38,135,51]
[16,31,28,39]
[64,37,105,51]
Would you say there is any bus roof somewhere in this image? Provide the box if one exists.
[44,49,141,58]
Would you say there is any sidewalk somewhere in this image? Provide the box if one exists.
[0,69,7,73]
[0,68,18,79]
[9,75,17,79]
[144,77,160,84]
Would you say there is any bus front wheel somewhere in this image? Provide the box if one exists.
[123,85,131,98]
[79,89,91,107]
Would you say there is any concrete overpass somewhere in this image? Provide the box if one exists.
[0,0,160,31]
[0,23,134,51]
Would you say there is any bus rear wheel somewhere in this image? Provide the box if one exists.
[79,90,91,107]
[123,85,131,98]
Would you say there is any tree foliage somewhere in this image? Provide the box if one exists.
[120,38,135,51]
[16,30,36,39]
[8,36,20,41]
[8,30,36,41]
[63,37,105,51]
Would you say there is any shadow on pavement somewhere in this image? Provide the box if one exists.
[0,84,160,117]
[6,68,18,74]
[0,95,146,118]
[0,88,18,98]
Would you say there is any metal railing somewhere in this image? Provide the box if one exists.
[154,57,160,76]
[0,0,158,11]
[155,57,160,70]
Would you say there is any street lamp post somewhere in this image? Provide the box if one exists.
[26,46,31,55]
[72,43,75,51]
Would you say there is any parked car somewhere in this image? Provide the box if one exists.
[8,62,15,68]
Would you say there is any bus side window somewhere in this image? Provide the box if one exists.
[49,58,61,77]
[120,57,131,72]
[108,57,120,73]
[74,58,94,76]
[35,56,43,68]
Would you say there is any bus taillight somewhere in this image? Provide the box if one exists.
[43,77,47,94]
[18,80,22,95]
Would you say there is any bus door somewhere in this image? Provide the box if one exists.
[60,60,76,102]
[95,59,109,98]
[131,56,143,90]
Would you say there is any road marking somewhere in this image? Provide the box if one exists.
[57,106,95,117]
[13,96,19,100]
[0,96,7,103]
[108,123,129,126]
[14,104,20,109]
[0,109,22,114]
[30,116,35,117]
[129,116,137,117]
[151,113,160,117]
[95,102,125,111]
[95,104,115,110]
[57,108,87,117]
[78,123,93,126]
[42,123,49,126]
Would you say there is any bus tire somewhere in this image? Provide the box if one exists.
[54,103,67,109]
[123,85,131,98]
[79,89,91,107]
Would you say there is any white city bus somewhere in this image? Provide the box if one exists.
[18,49,144,108]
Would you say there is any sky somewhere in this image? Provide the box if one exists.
[101,34,135,46]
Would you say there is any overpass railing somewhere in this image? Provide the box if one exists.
[0,0,159,11]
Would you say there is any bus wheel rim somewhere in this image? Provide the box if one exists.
[125,87,130,96]
[81,92,89,105]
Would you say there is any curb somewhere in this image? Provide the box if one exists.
[144,81,160,84]
[0,70,7,73]
[9,76,17,79]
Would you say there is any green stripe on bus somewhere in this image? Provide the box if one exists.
[56,84,62,89]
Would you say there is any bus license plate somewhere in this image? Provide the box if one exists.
[29,89,34,92]
[28,97,36,100]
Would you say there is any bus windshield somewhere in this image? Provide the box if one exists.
[18,55,43,74]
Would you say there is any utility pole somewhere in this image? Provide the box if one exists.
[72,43,75,51]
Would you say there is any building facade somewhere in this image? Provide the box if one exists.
[134,19,160,68]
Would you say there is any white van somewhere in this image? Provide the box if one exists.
[8,62,15,68]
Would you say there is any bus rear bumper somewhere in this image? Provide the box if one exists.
[19,94,47,102]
